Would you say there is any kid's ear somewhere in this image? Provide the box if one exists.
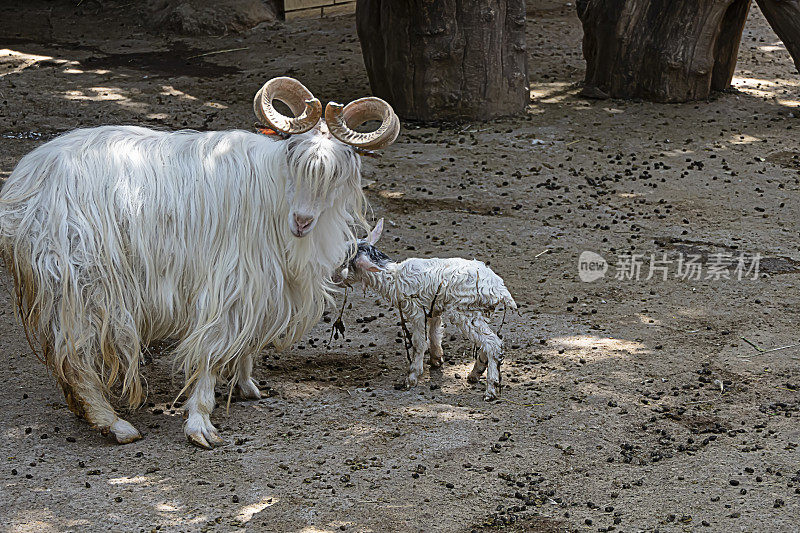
[368,218,384,245]
[355,255,383,273]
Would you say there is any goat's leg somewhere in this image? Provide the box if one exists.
[404,310,429,388]
[60,372,142,444]
[428,315,445,368]
[452,312,504,400]
[467,350,489,384]
[51,311,142,444]
[472,315,503,400]
[234,352,261,400]
[450,313,487,383]
[184,370,224,448]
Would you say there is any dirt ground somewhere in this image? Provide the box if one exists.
[1,1,799,532]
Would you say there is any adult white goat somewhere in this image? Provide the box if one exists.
[0,77,399,448]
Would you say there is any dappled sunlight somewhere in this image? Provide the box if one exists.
[659,148,698,158]
[10,508,92,532]
[63,67,111,75]
[235,496,278,523]
[378,190,404,199]
[757,44,788,53]
[339,423,378,445]
[107,475,151,485]
[529,81,576,104]
[154,502,179,512]
[63,86,148,112]
[158,85,228,110]
[299,527,357,533]
[0,48,77,77]
[548,335,649,361]
[399,401,483,422]
[728,133,763,145]
[154,501,208,526]
[776,98,800,108]
[731,76,800,98]
[160,85,198,101]
[675,307,711,319]
[551,335,648,353]
[637,314,662,326]
[1,46,231,130]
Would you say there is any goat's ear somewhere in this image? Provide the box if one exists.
[368,218,384,245]
[355,255,383,273]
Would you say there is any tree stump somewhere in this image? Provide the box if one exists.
[577,0,752,102]
[755,0,800,73]
[355,0,528,121]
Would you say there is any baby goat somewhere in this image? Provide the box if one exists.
[341,220,516,400]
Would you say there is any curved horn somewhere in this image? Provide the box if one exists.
[253,77,322,135]
[324,97,400,150]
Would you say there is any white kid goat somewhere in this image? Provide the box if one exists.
[0,77,399,448]
[341,220,516,400]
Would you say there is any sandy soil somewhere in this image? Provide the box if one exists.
[1,1,799,532]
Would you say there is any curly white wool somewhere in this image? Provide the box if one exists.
[0,124,364,446]
[346,220,516,400]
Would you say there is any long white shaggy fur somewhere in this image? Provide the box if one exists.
[343,220,516,400]
[0,124,365,447]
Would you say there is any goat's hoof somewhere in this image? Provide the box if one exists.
[429,356,444,368]
[205,430,225,447]
[466,373,481,384]
[483,385,499,402]
[187,429,225,449]
[187,432,212,449]
[111,419,142,444]
[185,416,225,449]
[404,375,419,389]
[236,378,263,401]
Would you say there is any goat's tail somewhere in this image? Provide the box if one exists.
[499,286,517,311]
[479,272,517,312]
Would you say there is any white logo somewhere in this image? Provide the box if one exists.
[578,251,608,282]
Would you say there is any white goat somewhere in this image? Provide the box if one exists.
[341,220,516,400]
[0,77,399,448]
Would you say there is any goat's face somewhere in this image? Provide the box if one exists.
[336,220,388,284]
[251,77,398,238]
[284,126,361,238]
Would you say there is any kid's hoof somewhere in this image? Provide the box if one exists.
[404,375,419,389]
[110,419,142,444]
[483,383,499,401]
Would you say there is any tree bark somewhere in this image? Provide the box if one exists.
[755,0,800,73]
[356,0,528,121]
[577,0,751,102]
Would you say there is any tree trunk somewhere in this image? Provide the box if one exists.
[355,0,528,121]
[755,0,800,73]
[577,0,751,102]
